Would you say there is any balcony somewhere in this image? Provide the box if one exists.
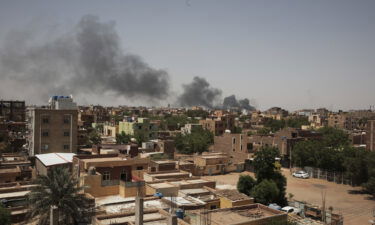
[101,179,119,186]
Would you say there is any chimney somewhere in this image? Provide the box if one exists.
[135,196,143,225]
[50,205,59,225]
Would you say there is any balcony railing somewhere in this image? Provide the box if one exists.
[101,179,120,187]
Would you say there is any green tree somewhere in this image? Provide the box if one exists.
[27,167,92,224]
[253,147,279,181]
[231,126,243,134]
[88,129,101,145]
[175,128,213,154]
[253,147,288,205]
[251,179,280,205]
[0,203,10,225]
[257,127,271,135]
[164,115,189,130]
[285,116,309,128]
[237,175,256,196]
[363,177,375,197]
[186,109,209,118]
[116,131,131,144]
[318,127,349,149]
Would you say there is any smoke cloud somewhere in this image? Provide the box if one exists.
[223,95,255,111]
[0,15,170,103]
[178,76,222,108]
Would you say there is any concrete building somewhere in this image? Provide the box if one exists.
[190,204,287,225]
[213,133,251,164]
[0,100,25,122]
[199,119,224,136]
[48,95,77,110]
[367,120,375,151]
[73,155,149,197]
[27,107,78,156]
[181,123,202,135]
[119,118,159,140]
[34,153,75,176]
[192,152,244,176]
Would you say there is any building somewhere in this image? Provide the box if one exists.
[27,107,78,156]
[34,153,75,176]
[212,189,254,208]
[48,95,77,110]
[199,119,224,136]
[73,154,149,197]
[249,128,322,166]
[308,114,326,129]
[119,117,159,140]
[190,204,287,225]
[367,120,375,151]
[213,132,251,164]
[181,123,202,135]
[0,100,25,122]
[192,152,244,176]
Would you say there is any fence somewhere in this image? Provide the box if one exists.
[294,167,353,186]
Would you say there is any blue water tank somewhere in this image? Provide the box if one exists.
[175,209,184,219]
[154,192,163,198]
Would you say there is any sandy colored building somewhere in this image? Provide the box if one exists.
[367,120,375,151]
[214,132,251,164]
[27,108,78,156]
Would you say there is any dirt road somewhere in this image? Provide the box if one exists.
[203,169,375,225]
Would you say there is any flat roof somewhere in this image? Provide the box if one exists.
[215,189,252,201]
[35,153,75,166]
[179,188,210,195]
[207,204,285,225]
[99,212,165,225]
[0,190,30,199]
[149,183,176,189]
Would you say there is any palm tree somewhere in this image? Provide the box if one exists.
[27,167,92,224]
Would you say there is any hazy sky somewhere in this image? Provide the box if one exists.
[0,0,374,111]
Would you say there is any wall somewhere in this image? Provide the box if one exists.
[81,174,119,197]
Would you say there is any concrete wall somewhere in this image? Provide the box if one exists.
[81,174,119,197]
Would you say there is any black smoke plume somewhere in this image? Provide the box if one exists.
[223,95,255,110]
[178,76,222,108]
[0,15,169,102]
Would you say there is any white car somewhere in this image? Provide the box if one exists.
[292,171,309,179]
[281,206,302,215]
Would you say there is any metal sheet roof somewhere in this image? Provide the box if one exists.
[35,153,76,166]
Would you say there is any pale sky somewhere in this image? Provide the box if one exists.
[0,0,374,111]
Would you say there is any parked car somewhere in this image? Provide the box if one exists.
[281,206,302,215]
[268,203,281,210]
[292,170,309,179]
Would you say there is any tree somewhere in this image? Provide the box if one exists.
[251,179,280,205]
[0,203,10,225]
[237,175,256,196]
[318,127,349,149]
[88,129,101,145]
[253,147,288,205]
[363,177,375,198]
[116,131,131,144]
[253,147,279,181]
[186,109,209,119]
[27,167,92,224]
[175,128,213,154]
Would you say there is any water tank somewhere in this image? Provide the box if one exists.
[153,192,163,198]
[175,209,184,219]
[88,167,96,175]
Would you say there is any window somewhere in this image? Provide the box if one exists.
[63,131,70,137]
[216,165,220,170]
[233,138,236,144]
[136,166,143,170]
[41,144,49,151]
[103,171,110,181]
[63,116,70,124]
[120,169,127,181]
[240,144,243,151]
[42,131,49,137]
[42,117,49,124]
[63,144,70,150]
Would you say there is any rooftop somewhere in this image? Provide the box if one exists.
[215,189,253,201]
[35,153,76,166]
